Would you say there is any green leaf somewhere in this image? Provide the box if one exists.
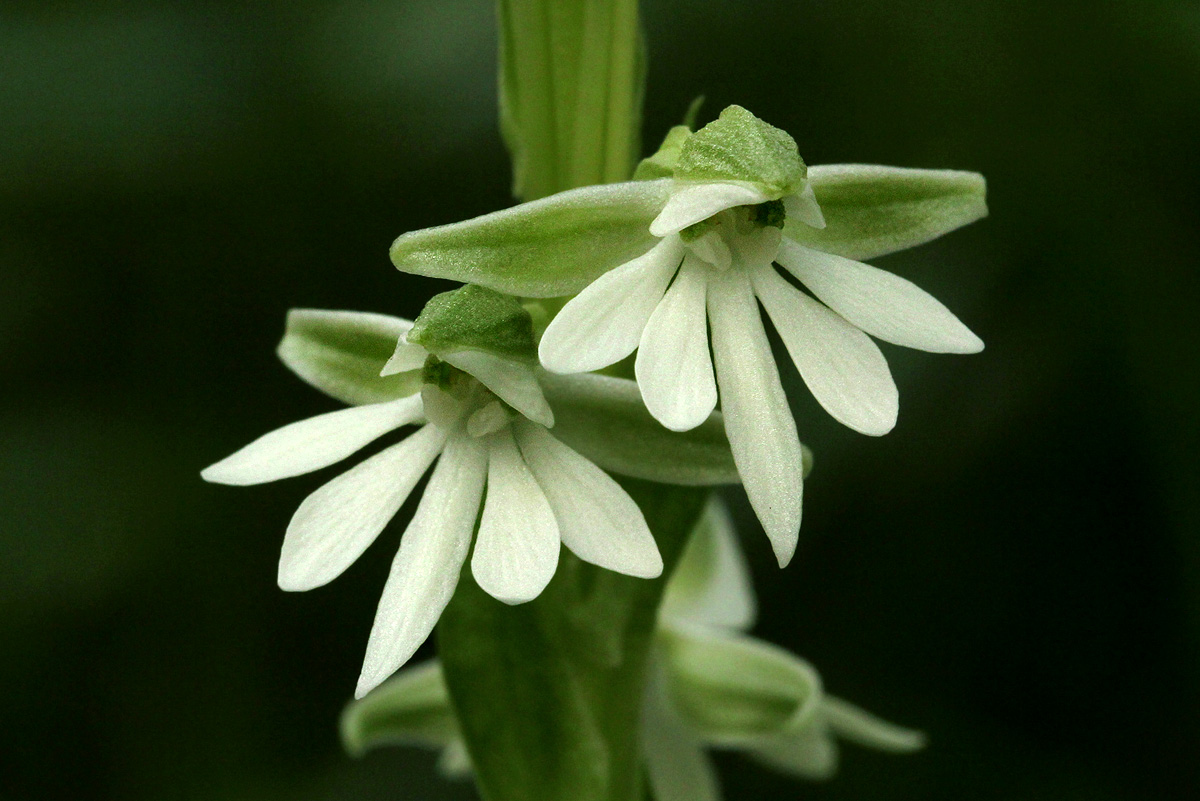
[408,285,537,363]
[438,480,709,801]
[674,105,806,198]
[390,180,667,298]
[633,125,692,181]
[785,164,988,261]
[340,661,460,757]
[539,372,739,486]
[276,309,422,406]
[499,0,646,200]
[660,626,822,745]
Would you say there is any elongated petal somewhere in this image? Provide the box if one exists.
[277,309,421,405]
[514,420,662,579]
[390,180,669,298]
[539,372,739,486]
[823,696,926,752]
[661,497,756,631]
[539,238,683,374]
[635,257,717,432]
[752,264,898,437]
[278,423,446,591]
[356,435,488,698]
[442,350,554,428]
[777,239,983,354]
[785,164,987,261]
[707,270,803,566]
[340,661,459,757]
[642,667,721,801]
[471,428,560,605]
[650,182,770,236]
[201,395,425,486]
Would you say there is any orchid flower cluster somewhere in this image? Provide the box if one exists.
[203,104,985,794]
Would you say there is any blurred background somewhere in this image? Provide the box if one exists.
[3,0,1199,798]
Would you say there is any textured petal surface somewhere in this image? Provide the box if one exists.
[471,428,560,605]
[660,497,756,631]
[278,423,446,591]
[752,264,898,437]
[442,350,554,428]
[636,257,717,432]
[650,182,770,236]
[539,237,684,374]
[356,434,487,698]
[201,396,424,486]
[707,270,804,566]
[778,238,982,353]
[515,420,662,578]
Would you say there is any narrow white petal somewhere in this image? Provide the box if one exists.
[635,256,717,432]
[538,237,684,374]
[642,667,722,801]
[356,434,487,698]
[201,395,424,486]
[381,334,428,376]
[651,183,771,237]
[777,238,983,353]
[471,428,561,604]
[752,264,898,437]
[442,350,554,428]
[823,696,927,752]
[278,423,447,591]
[707,270,803,567]
[514,420,662,579]
[784,183,826,229]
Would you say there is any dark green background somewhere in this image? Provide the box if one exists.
[3,0,1198,798]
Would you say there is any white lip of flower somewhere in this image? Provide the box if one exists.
[202,331,662,699]
[538,178,983,567]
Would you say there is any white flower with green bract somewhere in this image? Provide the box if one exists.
[201,289,741,698]
[390,104,988,569]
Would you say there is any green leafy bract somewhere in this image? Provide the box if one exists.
[674,105,807,199]
[408,285,537,363]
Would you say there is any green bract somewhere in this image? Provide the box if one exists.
[673,105,807,198]
[787,164,988,261]
[276,309,422,406]
[408,285,537,363]
[633,124,692,180]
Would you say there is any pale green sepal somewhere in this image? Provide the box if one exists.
[276,309,422,406]
[822,695,927,752]
[786,164,988,261]
[660,498,756,631]
[340,661,460,757]
[633,125,693,180]
[674,105,806,199]
[407,285,536,364]
[539,372,740,486]
[745,727,839,780]
[390,180,669,298]
[660,626,822,745]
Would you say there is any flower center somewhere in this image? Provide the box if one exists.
[420,357,513,437]
[679,204,783,273]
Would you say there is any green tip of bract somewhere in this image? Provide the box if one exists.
[674,105,807,198]
[408,285,537,364]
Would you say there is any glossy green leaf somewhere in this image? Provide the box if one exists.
[340,661,460,757]
[539,372,739,486]
[276,309,422,406]
[390,180,667,298]
[674,105,806,198]
[438,480,709,801]
[786,164,988,261]
[408,285,537,363]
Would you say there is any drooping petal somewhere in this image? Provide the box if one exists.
[356,434,488,699]
[539,237,684,374]
[822,696,927,752]
[650,182,770,237]
[635,256,717,432]
[642,666,722,801]
[777,239,983,354]
[707,269,803,567]
[751,264,898,437]
[514,420,662,579]
[471,428,561,605]
[278,422,446,591]
[441,350,554,428]
[660,497,757,631]
[201,395,425,486]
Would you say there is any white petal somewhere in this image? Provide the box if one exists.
[356,434,488,698]
[661,497,757,631]
[777,238,983,353]
[707,270,803,567]
[381,334,428,376]
[650,182,771,236]
[752,264,898,437]
[635,257,717,432]
[201,395,424,486]
[278,423,446,591]
[642,667,722,801]
[471,428,561,604]
[466,400,510,438]
[442,350,554,428]
[784,183,826,229]
[514,420,662,579]
[538,237,684,374]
